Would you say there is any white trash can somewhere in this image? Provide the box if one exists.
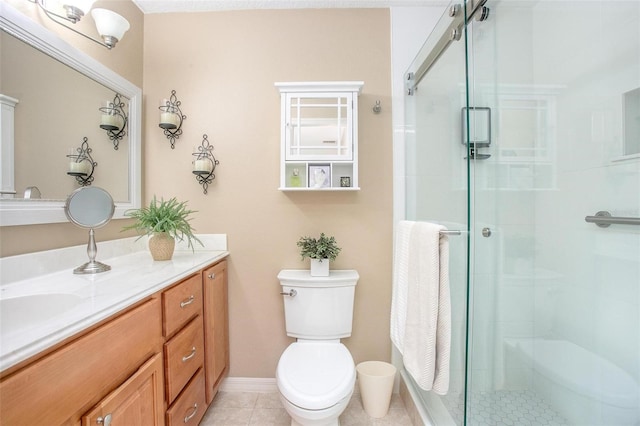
[356,361,397,418]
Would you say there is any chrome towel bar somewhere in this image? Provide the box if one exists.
[440,230,468,236]
[585,211,640,228]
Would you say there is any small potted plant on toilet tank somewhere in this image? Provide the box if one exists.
[297,233,341,277]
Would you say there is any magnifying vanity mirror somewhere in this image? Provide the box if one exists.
[65,187,115,274]
[0,4,141,226]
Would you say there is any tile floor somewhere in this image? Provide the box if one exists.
[200,390,414,426]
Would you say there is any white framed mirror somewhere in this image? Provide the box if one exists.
[0,3,141,226]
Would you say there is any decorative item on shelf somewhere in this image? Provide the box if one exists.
[340,176,351,188]
[122,196,203,261]
[297,233,341,277]
[27,0,130,49]
[98,93,127,150]
[159,90,186,149]
[192,134,220,195]
[66,137,97,186]
[290,168,301,187]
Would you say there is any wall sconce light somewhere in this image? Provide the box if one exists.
[192,134,219,194]
[67,137,97,186]
[159,90,186,149]
[99,93,127,150]
[27,0,130,49]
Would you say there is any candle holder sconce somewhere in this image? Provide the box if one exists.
[99,93,127,150]
[67,137,97,186]
[192,134,219,194]
[159,90,186,149]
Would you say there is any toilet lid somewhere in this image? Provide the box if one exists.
[277,342,355,410]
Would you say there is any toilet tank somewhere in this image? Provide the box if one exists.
[278,269,359,339]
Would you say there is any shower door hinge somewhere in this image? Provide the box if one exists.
[405,72,415,96]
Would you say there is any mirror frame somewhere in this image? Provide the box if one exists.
[0,3,141,226]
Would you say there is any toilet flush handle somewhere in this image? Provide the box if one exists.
[279,289,297,297]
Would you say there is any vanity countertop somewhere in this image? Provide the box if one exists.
[0,235,228,373]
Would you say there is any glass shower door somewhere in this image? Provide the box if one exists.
[403,2,471,423]
[467,1,640,425]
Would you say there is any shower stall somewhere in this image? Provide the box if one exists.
[400,0,640,424]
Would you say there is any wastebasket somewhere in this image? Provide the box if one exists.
[356,361,397,418]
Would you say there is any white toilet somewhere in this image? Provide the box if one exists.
[276,269,359,426]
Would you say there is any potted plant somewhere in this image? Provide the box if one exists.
[123,196,202,260]
[297,233,341,276]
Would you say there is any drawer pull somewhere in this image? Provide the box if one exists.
[207,273,216,279]
[184,403,198,423]
[97,414,112,426]
[182,347,197,362]
[180,295,195,308]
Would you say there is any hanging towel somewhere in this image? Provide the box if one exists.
[390,220,414,352]
[397,221,451,395]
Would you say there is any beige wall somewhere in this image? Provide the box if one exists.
[0,0,144,257]
[143,9,393,377]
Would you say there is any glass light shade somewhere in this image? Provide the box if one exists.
[91,8,130,41]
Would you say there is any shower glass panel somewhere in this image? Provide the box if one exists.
[403,1,471,423]
[467,1,640,425]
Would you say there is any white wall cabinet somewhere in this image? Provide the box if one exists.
[276,82,363,191]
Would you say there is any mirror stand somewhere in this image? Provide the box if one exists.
[74,228,111,274]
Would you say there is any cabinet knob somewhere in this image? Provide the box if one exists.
[207,273,215,279]
[184,403,198,423]
[180,295,195,308]
[97,414,112,426]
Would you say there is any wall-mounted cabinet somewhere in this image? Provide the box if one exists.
[276,82,363,191]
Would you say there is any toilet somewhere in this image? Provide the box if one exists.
[276,269,359,426]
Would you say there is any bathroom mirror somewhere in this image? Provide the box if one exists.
[0,4,141,226]
[65,187,114,274]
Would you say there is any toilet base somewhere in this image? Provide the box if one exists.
[291,419,339,426]
[278,390,352,426]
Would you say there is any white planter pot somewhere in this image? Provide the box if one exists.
[310,259,330,277]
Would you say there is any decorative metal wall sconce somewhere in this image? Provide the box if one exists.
[159,90,186,149]
[99,93,127,150]
[67,137,97,186]
[192,134,219,194]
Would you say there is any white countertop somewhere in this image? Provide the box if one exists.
[0,235,229,372]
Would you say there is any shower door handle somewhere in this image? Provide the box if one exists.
[482,228,492,238]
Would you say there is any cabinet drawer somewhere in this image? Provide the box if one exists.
[163,273,202,337]
[166,368,207,426]
[164,316,204,403]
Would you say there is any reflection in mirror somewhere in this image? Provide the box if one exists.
[64,186,114,274]
[1,30,129,201]
[0,3,141,226]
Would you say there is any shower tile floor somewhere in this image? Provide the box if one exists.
[201,390,413,425]
[441,389,568,426]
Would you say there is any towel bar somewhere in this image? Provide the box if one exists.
[585,211,640,228]
[439,230,468,236]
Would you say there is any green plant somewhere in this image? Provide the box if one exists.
[297,233,341,262]
[123,196,202,250]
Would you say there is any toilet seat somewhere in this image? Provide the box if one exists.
[276,341,355,410]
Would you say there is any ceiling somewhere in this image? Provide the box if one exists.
[131,0,448,14]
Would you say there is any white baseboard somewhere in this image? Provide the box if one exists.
[219,377,278,393]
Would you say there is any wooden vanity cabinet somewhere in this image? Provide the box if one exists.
[203,259,229,404]
[0,257,229,426]
[0,297,163,426]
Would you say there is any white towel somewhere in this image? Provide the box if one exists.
[393,221,451,395]
[390,221,414,352]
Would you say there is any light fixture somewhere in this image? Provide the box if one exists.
[28,0,130,49]
[192,134,219,194]
[99,93,127,150]
[67,137,97,186]
[159,90,187,149]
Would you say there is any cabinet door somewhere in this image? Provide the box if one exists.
[82,353,164,426]
[202,259,229,404]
